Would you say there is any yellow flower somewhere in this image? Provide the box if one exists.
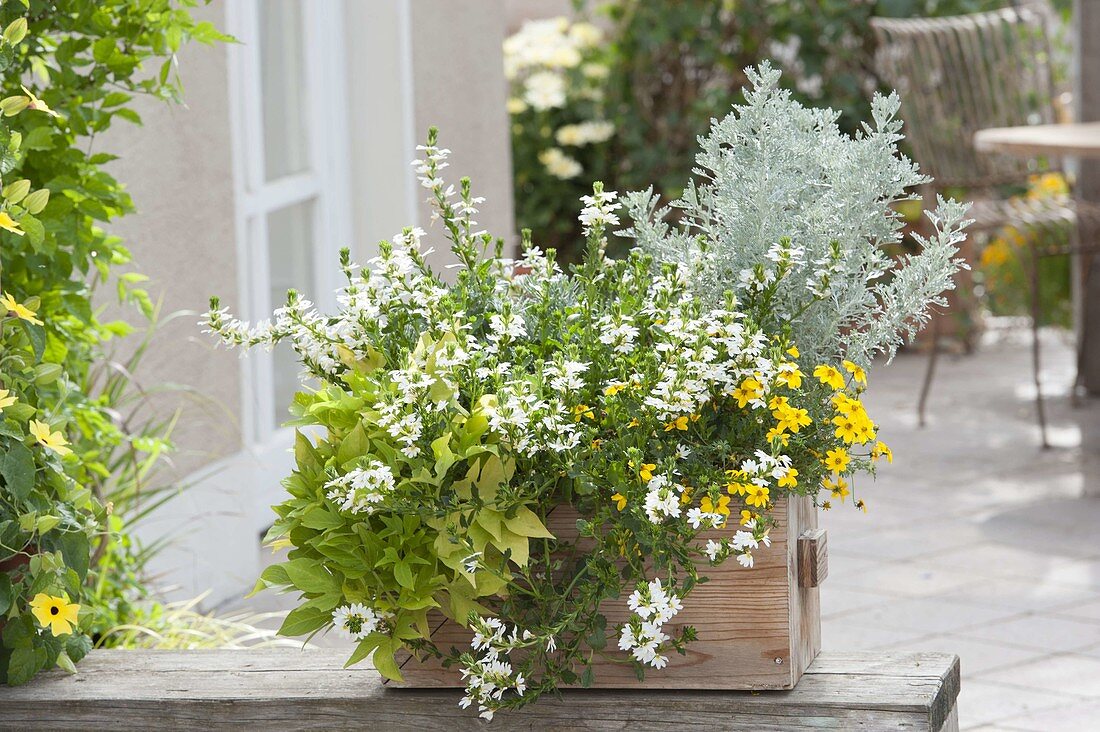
[872,441,893,463]
[727,481,752,496]
[627,418,640,428]
[731,377,763,408]
[745,485,770,508]
[638,463,656,482]
[786,345,800,358]
[824,476,849,501]
[0,389,16,411]
[604,382,626,397]
[0,211,24,236]
[765,425,790,446]
[774,404,811,434]
[739,509,757,526]
[776,364,803,389]
[1,292,42,325]
[573,404,594,422]
[855,499,868,513]
[842,360,867,385]
[29,593,80,636]
[832,392,860,415]
[768,395,788,411]
[823,448,850,473]
[680,486,693,505]
[611,492,627,511]
[29,419,72,456]
[700,494,731,517]
[777,468,798,488]
[831,414,862,444]
[813,365,845,390]
[590,438,603,450]
[664,415,689,432]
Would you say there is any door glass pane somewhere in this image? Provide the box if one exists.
[267,200,315,427]
[259,0,309,180]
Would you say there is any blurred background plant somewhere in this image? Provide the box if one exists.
[978,173,1075,328]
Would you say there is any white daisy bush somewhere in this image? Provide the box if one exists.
[206,67,966,720]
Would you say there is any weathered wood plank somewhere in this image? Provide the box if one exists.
[0,649,960,731]
[797,528,827,588]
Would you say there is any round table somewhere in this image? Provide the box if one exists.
[973,121,1100,158]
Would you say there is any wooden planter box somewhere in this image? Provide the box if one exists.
[393,495,825,690]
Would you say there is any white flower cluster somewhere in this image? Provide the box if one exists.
[538,147,582,179]
[556,120,615,147]
[578,189,622,238]
[504,17,603,86]
[642,474,682,524]
[324,461,396,515]
[619,579,683,669]
[703,520,773,568]
[460,617,534,721]
[332,603,389,641]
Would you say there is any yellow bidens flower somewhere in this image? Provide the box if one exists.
[731,377,763,408]
[700,494,730,518]
[745,485,770,508]
[29,419,72,456]
[1,292,43,325]
[776,363,803,389]
[872,441,893,463]
[29,593,80,636]
[824,476,850,501]
[739,509,758,526]
[777,468,798,489]
[638,463,656,482]
[0,210,24,236]
[611,492,627,511]
[786,345,800,358]
[0,388,16,411]
[830,397,876,445]
[773,403,811,434]
[573,403,594,422]
[765,426,790,446]
[664,415,689,432]
[823,448,850,473]
[813,364,845,390]
[842,360,867,386]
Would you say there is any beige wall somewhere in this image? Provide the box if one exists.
[410,0,516,257]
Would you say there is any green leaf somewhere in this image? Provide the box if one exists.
[283,558,339,595]
[343,632,384,668]
[92,37,116,63]
[1,441,35,500]
[55,651,77,674]
[58,531,90,582]
[393,561,414,589]
[277,605,330,637]
[16,319,44,361]
[505,506,555,539]
[336,422,369,465]
[294,431,322,473]
[7,646,42,685]
[65,633,91,665]
[371,637,404,682]
[0,574,12,614]
[301,506,343,530]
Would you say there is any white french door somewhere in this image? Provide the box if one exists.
[226,0,352,444]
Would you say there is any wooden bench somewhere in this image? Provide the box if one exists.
[1,649,960,730]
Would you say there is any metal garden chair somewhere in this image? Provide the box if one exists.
[871,1,1100,448]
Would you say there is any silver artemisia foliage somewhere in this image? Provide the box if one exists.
[621,62,971,365]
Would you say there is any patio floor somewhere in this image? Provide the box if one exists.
[242,320,1100,730]
[823,321,1100,731]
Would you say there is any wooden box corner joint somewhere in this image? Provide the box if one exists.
[798,528,827,588]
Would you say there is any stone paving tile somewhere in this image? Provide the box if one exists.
[876,632,1045,675]
[997,698,1100,731]
[956,678,1083,730]
[1049,597,1100,623]
[980,653,1100,697]
[934,576,1100,614]
[963,614,1100,653]
[820,618,926,651]
[826,596,1021,636]
[819,586,895,619]
[828,558,985,598]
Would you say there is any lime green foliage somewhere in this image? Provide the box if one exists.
[0,0,229,684]
[507,0,1009,261]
